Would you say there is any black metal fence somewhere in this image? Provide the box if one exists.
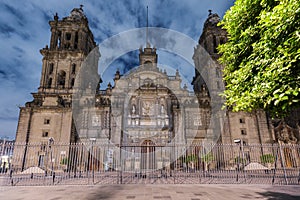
[1,142,299,186]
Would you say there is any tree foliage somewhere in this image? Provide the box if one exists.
[218,0,300,117]
[185,154,198,163]
[260,154,275,164]
[201,152,214,163]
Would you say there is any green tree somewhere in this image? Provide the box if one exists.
[201,153,215,171]
[201,152,214,163]
[260,154,275,164]
[60,158,69,165]
[234,156,246,165]
[185,155,198,164]
[218,0,300,117]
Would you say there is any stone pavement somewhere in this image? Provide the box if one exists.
[0,184,299,200]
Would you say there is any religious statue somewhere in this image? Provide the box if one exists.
[161,105,165,114]
[132,104,136,115]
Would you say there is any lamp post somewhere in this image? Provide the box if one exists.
[234,139,246,182]
[48,137,54,176]
[90,138,96,184]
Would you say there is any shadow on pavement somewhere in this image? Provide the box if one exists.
[85,185,124,200]
[255,191,300,200]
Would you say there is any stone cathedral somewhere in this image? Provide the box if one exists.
[14,7,300,169]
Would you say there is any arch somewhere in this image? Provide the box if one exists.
[144,60,152,65]
[48,63,54,74]
[143,60,153,68]
[71,78,75,87]
[58,31,62,48]
[142,140,155,146]
[71,63,76,74]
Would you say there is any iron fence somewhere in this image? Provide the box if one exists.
[0,142,299,186]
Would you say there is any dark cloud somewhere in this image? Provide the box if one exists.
[116,51,140,73]
[104,51,139,75]
[3,3,26,26]
[0,23,15,36]
[0,70,7,77]
[12,46,25,54]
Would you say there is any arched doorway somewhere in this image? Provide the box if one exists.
[141,140,156,171]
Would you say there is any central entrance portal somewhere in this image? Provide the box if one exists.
[141,140,156,171]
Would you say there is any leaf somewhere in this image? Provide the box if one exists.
[219,0,300,118]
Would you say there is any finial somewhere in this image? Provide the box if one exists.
[176,69,180,78]
[54,12,59,21]
[80,5,84,10]
[208,9,212,16]
[183,84,188,90]
[146,42,150,48]
[107,82,112,89]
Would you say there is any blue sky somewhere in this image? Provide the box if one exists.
[0,0,235,139]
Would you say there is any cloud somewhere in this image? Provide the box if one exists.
[0,0,235,139]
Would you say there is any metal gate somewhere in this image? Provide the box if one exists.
[1,142,300,186]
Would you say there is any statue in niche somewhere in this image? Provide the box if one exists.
[161,105,165,114]
[132,104,136,115]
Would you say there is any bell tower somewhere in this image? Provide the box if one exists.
[39,6,96,93]
[198,10,227,60]
[14,7,98,170]
[192,10,227,94]
[139,44,158,66]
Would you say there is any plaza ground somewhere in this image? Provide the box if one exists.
[0,184,300,200]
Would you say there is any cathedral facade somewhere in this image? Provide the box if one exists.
[13,7,299,171]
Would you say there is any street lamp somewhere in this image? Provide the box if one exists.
[234,139,243,167]
[234,138,246,182]
[234,139,241,144]
[89,138,96,184]
[48,137,54,176]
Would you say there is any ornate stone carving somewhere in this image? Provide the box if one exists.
[142,101,154,116]
[275,121,298,144]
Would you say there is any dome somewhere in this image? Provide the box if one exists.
[204,12,220,28]
[64,6,87,21]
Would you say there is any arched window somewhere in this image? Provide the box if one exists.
[74,32,78,49]
[71,64,76,74]
[144,61,152,65]
[71,78,75,87]
[66,33,71,40]
[58,31,62,48]
[57,70,66,88]
[49,63,54,74]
